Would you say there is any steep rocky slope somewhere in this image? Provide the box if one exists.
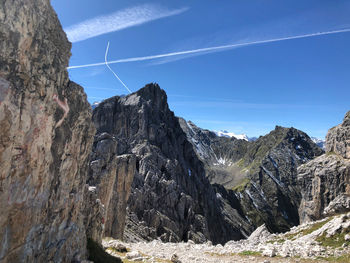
[0,1,101,262]
[181,120,323,232]
[298,111,350,223]
[91,84,253,245]
[88,133,136,240]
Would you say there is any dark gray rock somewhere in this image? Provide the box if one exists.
[88,132,136,240]
[181,120,323,233]
[92,83,250,244]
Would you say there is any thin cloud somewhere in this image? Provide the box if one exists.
[65,4,188,43]
[68,27,350,69]
[170,99,328,110]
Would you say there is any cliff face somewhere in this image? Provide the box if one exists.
[0,1,96,262]
[88,132,136,240]
[298,111,350,223]
[181,120,323,233]
[92,84,252,244]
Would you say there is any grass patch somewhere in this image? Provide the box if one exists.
[232,178,251,192]
[87,238,122,263]
[205,252,236,257]
[284,231,303,240]
[326,151,339,157]
[315,254,350,263]
[105,247,172,263]
[316,228,350,248]
[301,217,333,236]
[238,250,261,256]
[267,238,285,244]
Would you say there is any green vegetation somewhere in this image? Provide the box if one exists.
[301,217,333,236]
[316,227,350,248]
[315,254,350,263]
[105,247,172,263]
[284,230,302,240]
[282,217,334,241]
[236,159,246,169]
[87,238,122,263]
[267,238,285,244]
[326,151,340,157]
[232,178,251,192]
[238,250,261,256]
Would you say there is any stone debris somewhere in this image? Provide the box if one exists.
[126,251,142,259]
[116,243,128,253]
[171,253,181,263]
[103,213,350,263]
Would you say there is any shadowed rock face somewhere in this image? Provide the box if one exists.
[91,83,252,244]
[298,111,350,223]
[0,1,96,262]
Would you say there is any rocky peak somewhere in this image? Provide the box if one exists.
[92,83,252,245]
[326,111,350,158]
[180,119,324,233]
[133,83,168,110]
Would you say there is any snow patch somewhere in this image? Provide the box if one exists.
[261,166,285,188]
[215,130,248,141]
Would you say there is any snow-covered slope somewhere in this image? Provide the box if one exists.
[91,101,100,110]
[311,137,325,150]
[215,130,249,141]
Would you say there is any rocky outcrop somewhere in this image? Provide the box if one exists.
[92,83,251,244]
[88,132,136,240]
[0,1,96,262]
[104,212,350,262]
[181,119,323,233]
[298,111,350,223]
[326,111,350,158]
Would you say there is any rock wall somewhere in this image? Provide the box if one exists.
[298,111,350,223]
[91,83,251,244]
[88,132,136,240]
[0,1,96,262]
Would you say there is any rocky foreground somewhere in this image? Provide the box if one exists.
[102,213,350,263]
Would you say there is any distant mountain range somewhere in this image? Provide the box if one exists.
[214,130,249,141]
[311,137,325,149]
[215,130,325,148]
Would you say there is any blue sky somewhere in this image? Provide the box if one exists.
[52,0,350,139]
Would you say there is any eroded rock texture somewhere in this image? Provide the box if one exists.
[92,84,251,244]
[298,111,350,223]
[0,1,95,262]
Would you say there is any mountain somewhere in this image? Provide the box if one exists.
[90,86,324,245]
[92,101,101,109]
[180,119,324,232]
[215,130,249,141]
[91,83,253,245]
[311,137,325,150]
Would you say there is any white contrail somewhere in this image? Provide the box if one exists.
[65,4,188,43]
[67,28,350,69]
[104,42,132,94]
